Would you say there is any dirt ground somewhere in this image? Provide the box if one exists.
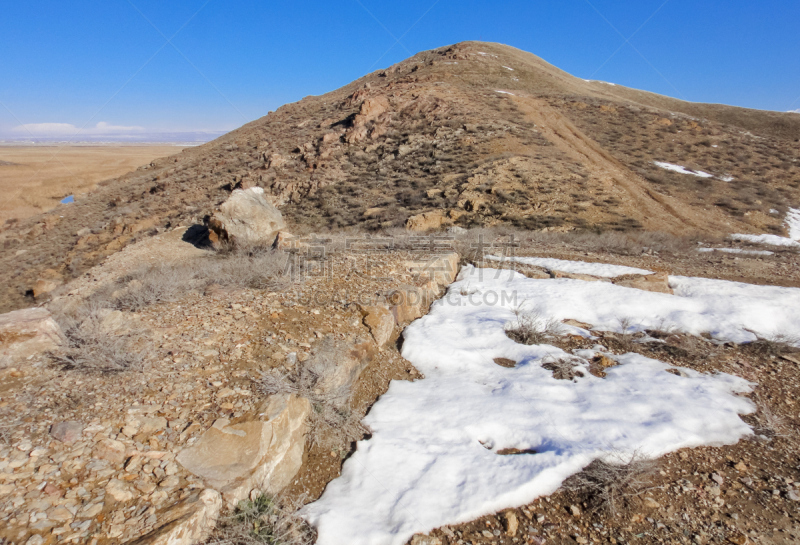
[0,145,180,224]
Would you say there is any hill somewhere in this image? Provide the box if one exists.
[1,41,799,312]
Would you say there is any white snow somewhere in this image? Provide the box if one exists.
[494,90,515,95]
[785,207,800,240]
[486,254,653,277]
[697,247,774,256]
[653,161,713,178]
[730,233,800,249]
[302,266,789,545]
[502,65,514,71]
[720,175,734,182]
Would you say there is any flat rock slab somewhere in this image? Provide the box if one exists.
[177,393,310,505]
[0,307,62,368]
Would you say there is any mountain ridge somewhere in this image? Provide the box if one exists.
[1,40,798,312]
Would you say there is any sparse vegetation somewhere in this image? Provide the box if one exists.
[562,451,658,515]
[208,493,314,545]
[505,307,560,345]
[259,336,369,450]
[108,246,291,311]
[50,304,151,372]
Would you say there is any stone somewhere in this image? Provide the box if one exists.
[50,421,83,444]
[208,187,286,249]
[177,393,310,505]
[613,272,673,294]
[266,153,286,169]
[406,210,452,232]
[105,479,135,502]
[31,278,60,299]
[0,307,63,369]
[311,336,376,399]
[131,489,221,545]
[81,502,104,517]
[504,511,519,536]
[92,438,126,464]
[410,535,442,545]
[358,305,394,348]
[549,270,609,282]
[48,506,74,522]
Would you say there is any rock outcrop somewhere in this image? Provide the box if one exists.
[406,210,453,232]
[176,393,310,506]
[389,253,460,324]
[613,272,673,294]
[132,489,222,545]
[207,187,286,248]
[358,305,395,348]
[0,307,63,368]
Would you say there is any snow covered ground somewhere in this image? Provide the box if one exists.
[730,233,800,249]
[786,208,800,240]
[485,254,653,277]
[653,161,713,178]
[302,263,800,545]
[698,247,774,256]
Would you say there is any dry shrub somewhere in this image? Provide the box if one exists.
[752,392,793,439]
[208,493,314,545]
[541,355,585,380]
[563,451,658,515]
[259,337,368,450]
[112,247,291,311]
[51,305,151,372]
[506,307,560,346]
[743,334,800,358]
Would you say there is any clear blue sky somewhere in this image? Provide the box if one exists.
[1,0,798,140]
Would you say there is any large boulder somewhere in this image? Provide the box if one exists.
[176,393,310,505]
[0,307,63,369]
[208,187,285,249]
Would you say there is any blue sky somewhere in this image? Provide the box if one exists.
[1,0,798,141]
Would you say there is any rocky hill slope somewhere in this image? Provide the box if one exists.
[1,41,799,313]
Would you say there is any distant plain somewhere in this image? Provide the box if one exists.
[0,145,180,224]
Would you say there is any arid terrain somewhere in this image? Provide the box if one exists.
[0,41,798,545]
[0,145,181,224]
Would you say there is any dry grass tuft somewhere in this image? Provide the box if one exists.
[541,355,585,380]
[752,392,793,439]
[207,493,314,545]
[51,305,151,372]
[259,337,369,450]
[506,307,560,345]
[110,247,291,311]
[563,450,658,515]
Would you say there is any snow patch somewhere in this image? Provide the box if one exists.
[785,208,800,240]
[502,65,514,71]
[486,255,653,277]
[697,247,774,256]
[494,90,515,96]
[302,266,793,545]
[653,161,713,178]
[720,175,734,182]
[730,233,800,249]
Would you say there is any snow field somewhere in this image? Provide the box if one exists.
[300,264,800,545]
